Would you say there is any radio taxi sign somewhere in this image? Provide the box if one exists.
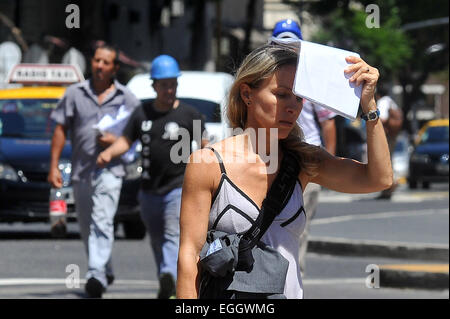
[7,63,84,85]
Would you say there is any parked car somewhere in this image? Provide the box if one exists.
[126,71,234,144]
[408,119,449,189]
[0,65,145,239]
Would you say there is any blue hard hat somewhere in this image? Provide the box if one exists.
[272,19,303,40]
[150,55,181,80]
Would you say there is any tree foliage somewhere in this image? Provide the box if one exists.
[308,4,412,83]
[292,0,449,125]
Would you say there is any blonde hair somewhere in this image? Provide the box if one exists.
[226,44,321,175]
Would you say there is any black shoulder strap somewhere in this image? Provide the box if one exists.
[236,151,300,271]
[205,147,227,174]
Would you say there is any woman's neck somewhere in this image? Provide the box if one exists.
[241,128,280,174]
[242,127,279,154]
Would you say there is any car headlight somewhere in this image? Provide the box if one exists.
[410,153,430,163]
[0,162,19,181]
[440,154,449,163]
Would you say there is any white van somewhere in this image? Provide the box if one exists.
[126,71,234,144]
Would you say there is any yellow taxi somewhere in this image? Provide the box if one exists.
[409,119,449,189]
[415,119,449,145]
[0,65,145,238]
[0,75,73,223]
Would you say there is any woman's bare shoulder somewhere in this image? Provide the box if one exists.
[206,136,237,153]
[189,148,217,166]
[185,146,227,194]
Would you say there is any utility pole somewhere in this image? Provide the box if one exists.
[215,0,222,71]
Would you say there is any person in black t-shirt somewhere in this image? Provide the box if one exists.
[97,55,208,298]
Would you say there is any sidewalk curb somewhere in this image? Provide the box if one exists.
[308,236,449,290]
[308,236,449,261]
[380,268,449,290]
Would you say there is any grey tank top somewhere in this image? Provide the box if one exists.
[207,148,306,299]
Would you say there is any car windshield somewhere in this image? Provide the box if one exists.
[0,99,58,139]
[142,98,221,123]
[420,125,449,144]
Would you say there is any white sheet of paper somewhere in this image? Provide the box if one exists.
[92,104,132,136]
[293,40,362,120]
[93,104,136,163]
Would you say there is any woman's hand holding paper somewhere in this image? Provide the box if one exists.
[344,56,379,114]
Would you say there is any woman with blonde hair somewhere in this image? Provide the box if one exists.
[177,45,392,299]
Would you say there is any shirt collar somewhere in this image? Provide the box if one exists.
[81,78,124,93]
[80,78,125,105]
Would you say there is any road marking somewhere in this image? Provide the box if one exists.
[0,278,159,287]
[311,208,448,225]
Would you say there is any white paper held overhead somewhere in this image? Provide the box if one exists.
[293,40,363,120]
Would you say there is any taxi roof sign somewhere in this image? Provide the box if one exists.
[7,63,84,85]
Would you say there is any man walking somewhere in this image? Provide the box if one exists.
[296,100,337,274]
[48,43,140,298]
[97,54,208,298]
[376,86,403,199]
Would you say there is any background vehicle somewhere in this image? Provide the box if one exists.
[392,132,412,183]
[408,119,449,189]
[126,71,234,144]
[0,65,145,239]
[0,86,73,221]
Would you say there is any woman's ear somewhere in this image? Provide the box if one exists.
[239,83,252,106]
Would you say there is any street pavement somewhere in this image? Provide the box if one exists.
[307,183,449,292]
[0,182,448,299]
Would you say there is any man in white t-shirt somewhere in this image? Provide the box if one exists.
[296,99,337,274]
[376,87,402,199]
[298,99,337,153]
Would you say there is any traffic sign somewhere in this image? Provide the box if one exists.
[6,63,84,85]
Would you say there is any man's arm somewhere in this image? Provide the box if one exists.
[98,132,119,148]
[97,136,133,167]
[320,118,337,155]
[48,124,67,188]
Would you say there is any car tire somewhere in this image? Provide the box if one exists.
[408,179,418,189]
[422,181,430,189]
[122,220,147,239]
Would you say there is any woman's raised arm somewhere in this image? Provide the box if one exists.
[310,57,393,193]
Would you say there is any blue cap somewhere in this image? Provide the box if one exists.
[150,55,181,80]
[272,19,303,40]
